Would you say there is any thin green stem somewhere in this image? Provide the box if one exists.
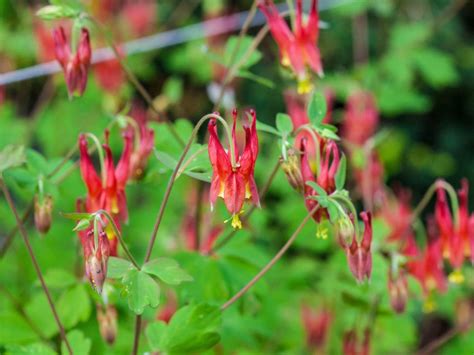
[0,178,73,354]
[213,0,259,110]
[85,133,106,184]
[176,147,207,180]
[143,113,227,263]
[95,210,140,269]
[87,16,185,147]
[220,204,319,311]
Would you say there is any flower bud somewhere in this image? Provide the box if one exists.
[388,269,408,314]
[345,212,372,283]
[280,149,304,193]
[34,195,53,234]
[338,216,355,247]
[97,304,118,345]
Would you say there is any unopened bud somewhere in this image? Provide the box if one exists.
[337,217,355,247]
[388,270,408,314]
[97,304,118,345]
[281,149,304,193]
[86,255,107,294]
[34,195,53,234]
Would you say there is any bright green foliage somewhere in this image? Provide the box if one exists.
[146,303,221,353]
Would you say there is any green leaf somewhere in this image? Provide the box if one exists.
[335,154,347,190]
[224,36,262,69]
[57,284,91,329]
[36,5,79,20]
[256,121,282,137]
[60,212,92,221]
[146,303,221,353]
[412,48,458,87]
[275,113,293,135]
[143,258,193,285]
[26,149,49,175]
[107,257,134,279]
[73,218,91,232]
[307,91,327,126]
[5,343,56,355]
[0,311,39,344]
[306,181,327,197]
[61,330,91,355]
[40,269,77,289]
[0,145,26,173]
[122,269,160,314]
[153,147,212,183]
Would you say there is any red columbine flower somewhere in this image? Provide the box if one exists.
[284,89,333,164]
[301,305,332,352]
[343,212,372,283]
[53,26,91,97]
[343,328,371,355]
[128,104,155,180]
[410,218,447,296]
[259,0,323,93]
[435,180,474,276]
[208,109,259,229]
[79,131,132,223]
[300,138,340,222]
[342,92,379,146]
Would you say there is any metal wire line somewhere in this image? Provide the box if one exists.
[0,0,352,86]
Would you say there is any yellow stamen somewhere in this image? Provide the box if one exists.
[281,54,290,68]
[111,197,119,214]
[105,223,116,241]
[297,77,313,95]
[448,269,465,284]
[423,297,436,313]
[231,214,242,230]
[316,225,328,240]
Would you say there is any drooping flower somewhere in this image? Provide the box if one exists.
[259,0,323,93]
[409,218,447,296]
[388,269,409,313]
[284,89,333,164]
[343,328,371,355]
[53,26,91,97]
[78,131,132,223]
[207,109,259,229]
[34,194,53,234]
[343,212,373,283]
[435,179,474,276]
[301,305,332,352]
[342,92,379,146]
[76,218,110,294]
[96,304,118,345]
[300,138,340,222]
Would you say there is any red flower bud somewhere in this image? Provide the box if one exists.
[34,195,53,234]
[97,304,118,345]
[388,269,409,313]
[301,305,332,351]
[53,26,91,97]
[343,328,371,355]
[345,212,372,283]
